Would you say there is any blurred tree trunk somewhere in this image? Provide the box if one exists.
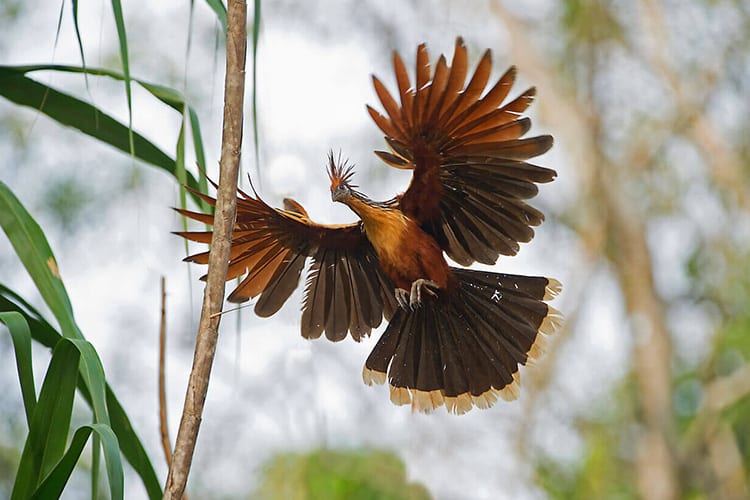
[492,3,678,498]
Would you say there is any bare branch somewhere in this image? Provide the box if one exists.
[164,0,248,497]
[490,3,678,498]
[159,276,172,469]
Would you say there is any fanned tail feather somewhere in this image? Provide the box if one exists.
[363,268,562,414]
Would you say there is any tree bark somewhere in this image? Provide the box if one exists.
[491,3,678,498]
[163,1,247,497]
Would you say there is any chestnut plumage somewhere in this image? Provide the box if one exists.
[176,37,562,414]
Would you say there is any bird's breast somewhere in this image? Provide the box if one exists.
[347,199,448,289]
[360,210,411,263]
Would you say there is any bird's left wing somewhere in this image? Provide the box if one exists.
[368,37,557,266]
[176,186,398,342]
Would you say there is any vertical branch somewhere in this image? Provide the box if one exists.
[159,276,171,468]
[164,0,247,497]
[492,3,678,497]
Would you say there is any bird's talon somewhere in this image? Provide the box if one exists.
[409,279,439,308]
[395,288,411,310]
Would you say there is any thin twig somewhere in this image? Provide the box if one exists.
[209,302,254,319]
[164,0,248,497]
[159,276,172,468]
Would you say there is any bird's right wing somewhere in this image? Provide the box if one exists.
[368,37,556,266]
[176,187,398,342]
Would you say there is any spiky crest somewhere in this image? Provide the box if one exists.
[327,150,358,191]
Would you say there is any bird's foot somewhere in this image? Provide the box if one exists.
[395,288,411,310]
[395,280,440,310]
[409,279,439,309]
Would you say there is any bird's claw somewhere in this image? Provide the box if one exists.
[410,279,439,308]
[395,280,440,310]
[395,288,411,310]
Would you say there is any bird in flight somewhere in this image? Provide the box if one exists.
[176,37,562,414]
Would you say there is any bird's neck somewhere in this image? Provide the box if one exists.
[345,192,387,222]
[344,194,409,243]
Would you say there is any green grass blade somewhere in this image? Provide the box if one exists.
[105,388,162,499]
[109,0,134,157]
[251,0,262,185]
[0,285,66,348]
[92,431,101,500]
[188,106,210,212]
[53,0,65,49]
[0,312,37,426]
[0,68,205,202]
[12,339,79,500]
[204,0,227,33]
[0,181,80,339]
[1,64,209,199]
[70,0,91,92]
[69,338,109,424]
[0,289,163,499]
[0,70,170,170]
[31,423,124,500]
[0,184,163,497]
[5,63,185,112]
[177,118,188,220]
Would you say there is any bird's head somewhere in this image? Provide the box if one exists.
[327,151,358,203]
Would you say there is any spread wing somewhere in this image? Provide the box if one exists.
[367,37,556,266]
[175,186,398,342]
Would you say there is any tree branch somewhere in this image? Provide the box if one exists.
[163,0,247,497]
[491,3,678,498]
[159,276,172,469]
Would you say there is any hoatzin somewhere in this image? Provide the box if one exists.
[176,37,562,414]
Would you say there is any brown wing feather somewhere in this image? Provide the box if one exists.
[423,55,449,127]
[435,38,469,124]
[413,43,430,127]
[177,187,395,341]
[393,51,414,130]
[368,37,556,265]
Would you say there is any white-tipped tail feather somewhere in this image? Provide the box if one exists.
[362,270,562,414]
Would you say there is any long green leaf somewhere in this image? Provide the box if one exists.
[0,285,65,348]
[188,106,210,212]
[0,312,37,427]
[0,64,207,204]
[70,0,91,92]
[177,119,188,229]
[32,423,123,500]
[109,0,134,157]
[70,338,110,425]
[0,290,163,499]
[92,431,101,500]
[14,63,210,213]
[204,0,227,33]
[251,0,262,185]
[12,339,79,499]
[0,181,80,339]
[0,186,163,498]
[105,388,162,498]
[5,63,184,111]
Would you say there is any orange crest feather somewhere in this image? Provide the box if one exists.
[327,150,358,191]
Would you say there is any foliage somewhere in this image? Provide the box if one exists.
[0,0,228,497]
[0,184,148,498]
[256,449,431,500]
[528,0,750,497]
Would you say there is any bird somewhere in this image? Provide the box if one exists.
[175,37,562,414]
